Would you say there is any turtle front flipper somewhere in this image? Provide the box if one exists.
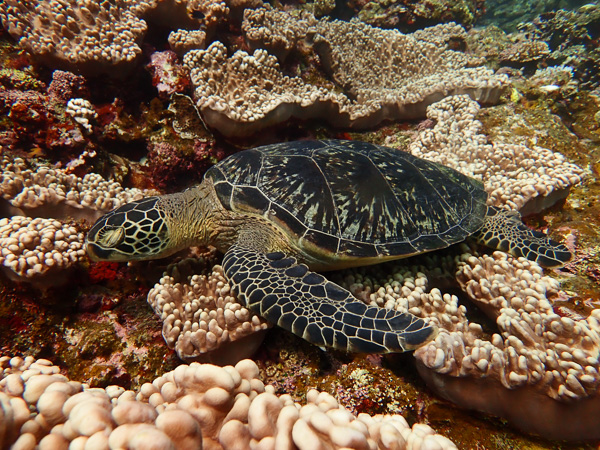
[474,207,571,268]
[222,245,437,353]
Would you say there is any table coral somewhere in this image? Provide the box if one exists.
[352,0,484,29]
[333,246,600,440]
[0,0,149,75]
[184,40,350,137]
[312,18,503,105]
[0,355,458,449]
[242,5,318,60]
[498,38,550,64]
[0,154,147,221]
[406,95,584,214]
[186,13,506,136]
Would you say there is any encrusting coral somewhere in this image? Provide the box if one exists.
[0,355,458,450]
[406,95,584,214]
[147,257,270,364]
[185,13,507,136]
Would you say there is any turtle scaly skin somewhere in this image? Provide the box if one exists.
[86,140,571,353]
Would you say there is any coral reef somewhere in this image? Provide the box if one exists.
[331,246,600,440]
[242,5,318,60]
[350,0,485,30]
[0,0,598,447]
[0,355,457,449]
[0,216,85,287]
[517,3,600,90]
[0,155,147,221]
[0,0,149,75]
[416,251,600,440]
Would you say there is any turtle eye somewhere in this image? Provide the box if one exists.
[96,226,125,248]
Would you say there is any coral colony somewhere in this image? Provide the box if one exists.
[1,0,599,448]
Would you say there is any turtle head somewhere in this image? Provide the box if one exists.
[86,196,175,262]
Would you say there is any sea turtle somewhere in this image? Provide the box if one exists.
[86,139,571,354]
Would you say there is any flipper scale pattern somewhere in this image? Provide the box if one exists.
[223,245,437,353]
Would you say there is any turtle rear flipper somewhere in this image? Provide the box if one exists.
[222,245,437,353]
[475,207,572,268]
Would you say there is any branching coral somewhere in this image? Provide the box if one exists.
[0,355,457,449]
[406,95,584,213]
[147,257,270,364]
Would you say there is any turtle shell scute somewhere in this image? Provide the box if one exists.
[205,140,488,257]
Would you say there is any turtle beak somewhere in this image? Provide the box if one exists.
[86,242,115,262]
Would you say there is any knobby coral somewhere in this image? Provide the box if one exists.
[185,15,507,136]
[0,216,85,286]
[0,0,149,74]
[332,247,600,441]
[0,355,457,449]
[242,6,318,60]
[417,251,600,440]
[147,257,270,364]
[0,155,147,221]
[0,0,264,75]
[406,95,584,214]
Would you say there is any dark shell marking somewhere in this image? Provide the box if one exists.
[207,139,488,258]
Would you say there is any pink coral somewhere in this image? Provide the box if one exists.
[146,140,224,192]
[146,50,190,100]
[47,70,88,104]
